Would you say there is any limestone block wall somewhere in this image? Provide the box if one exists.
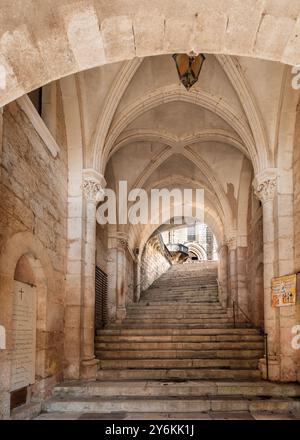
[0,98,67,418]
[293,109,300,272]
[141,236,171,292]
[293,108,300,381]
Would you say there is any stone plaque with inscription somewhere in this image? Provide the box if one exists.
[10,281,36,392]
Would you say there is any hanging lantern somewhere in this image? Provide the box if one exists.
[172,52,206,91]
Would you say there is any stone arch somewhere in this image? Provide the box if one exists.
[141,175,226,232]
[216,55,270,167]
[89,58,144,166]
[186,242,208,260]
[133,148,230,218]
[13,254,47,383]
[1,1,300,107]
[109,128,249,161]
[135,201,224,258]
[98,85,259,172]
[0,231,55,417]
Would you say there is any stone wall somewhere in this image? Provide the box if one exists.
[0,98,68,418]
[293,108,300,272]
[141,235,171,292]
[293,105,300,382]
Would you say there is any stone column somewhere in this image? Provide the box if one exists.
[253,169,279,380]
[134,258,141,303]
[0,107,3,172]
[217,244,228,307]
[227,236,237,306]
[107,232,128,323]
[206,227,214,260]
[236,244,249,315]
[115,233,128,322]
[81,169,105,379]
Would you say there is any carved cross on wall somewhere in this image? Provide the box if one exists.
[19,288,24,300]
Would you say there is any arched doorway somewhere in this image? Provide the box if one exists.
[10,254,47,411]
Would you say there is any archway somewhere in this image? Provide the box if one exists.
[1,1,300,107]
[10,254,47,410]
[0,232,56,418]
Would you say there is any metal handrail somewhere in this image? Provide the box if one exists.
[232,300,269,381]
[232,300,252,325]
[264,333,269,381]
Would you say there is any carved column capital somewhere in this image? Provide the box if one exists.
[253,169,277,204]
[82,169,106,203]
[108,231,129,251]
[226,237,237,251]
[225,229,237,250]
[116,232,129,250]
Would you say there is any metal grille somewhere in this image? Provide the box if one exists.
[95,266,108,330]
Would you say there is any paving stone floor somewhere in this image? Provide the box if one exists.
[34,411,300,420]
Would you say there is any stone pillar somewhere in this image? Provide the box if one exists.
[0,107,3,172]
[253,169,279,380]
[276,173,297,381]
[217,244,228,307]
[107,232,128,323]
[206,227,213,260]
[107,244,118,323]
[227,236,237,305]
[81,169,105,379]
[134,258,141,303]
[115,233,128,322]
[236,245,249,315]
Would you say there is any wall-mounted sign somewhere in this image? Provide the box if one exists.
[272,274,296,307]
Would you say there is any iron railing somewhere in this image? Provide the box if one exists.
[232,300,269,380]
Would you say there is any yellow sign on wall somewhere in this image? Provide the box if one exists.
[271,274,297,307]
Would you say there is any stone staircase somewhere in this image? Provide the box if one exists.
[95,263,263,380]
[42,263,300,418]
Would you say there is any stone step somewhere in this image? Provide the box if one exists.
[97,368,262,381]
[128,304,224,309]
[147,288,218,293]
[139,299,219,304]
[53,380,300,399]
[127,311,228,317]
[145,294,219,297]
[155,282,217,285]
[151,279,218,282]
[96,349,264,360]
[43,395,300,415]
[95,341,264,350]
[123,319,234,324]
[109,323,250,329]
[141,295,219,302]
[135,304,224,310]
[141,295,219,300]
[98,358,259,369]
[126,314,228,319]
[146,285,218,288]
[123,314,233,327]
[97,328,261,336]
[125,315,230,320]
[149,288,218,292]
[141,296,219,302]
[95,335,264,343]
